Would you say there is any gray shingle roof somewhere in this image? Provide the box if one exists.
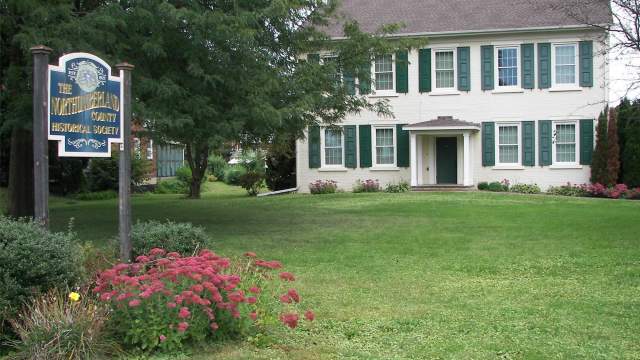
[325,0,611,38]
[405,116,480,129]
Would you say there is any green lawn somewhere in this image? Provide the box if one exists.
[8,184,640,358]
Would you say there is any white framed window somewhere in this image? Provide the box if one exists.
[321,128,344,167]
[372,126,396,166]
[433,49,455,89]
[553,121,578,165]
[495,123,521,165]
[552,43,578,87]
[496,46,519,88]
[373,54,394,92]
[146,139,153,160]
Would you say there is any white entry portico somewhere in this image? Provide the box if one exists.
[404,117,480,187]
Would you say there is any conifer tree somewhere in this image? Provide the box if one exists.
[590,109,609,185]
[616,98,631,183]
[622,100,640,187]
[605,109,621,186]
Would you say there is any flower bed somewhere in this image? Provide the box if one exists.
[93,248,314,352]
[309,180,337,194]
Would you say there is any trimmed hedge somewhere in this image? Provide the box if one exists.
[131,220,209,258]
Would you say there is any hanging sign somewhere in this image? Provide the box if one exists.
[48,52,123,157]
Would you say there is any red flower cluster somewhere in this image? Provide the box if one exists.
[93,248,316,336]
[583,183,640,199]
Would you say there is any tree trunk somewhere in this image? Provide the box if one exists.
[7,127,34,217]
[185,142,209,199]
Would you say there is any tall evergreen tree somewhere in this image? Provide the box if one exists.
[622,100,640,187]
[590,109,609,184]
[605,108,621,186]
[616,98,631,183]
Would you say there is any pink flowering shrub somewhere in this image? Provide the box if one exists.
[353,179,381,193]
[309,180,338,194]
[93,248,314,352]
[583,183,640,199]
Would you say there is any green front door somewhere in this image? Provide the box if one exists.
[436,137,458,184]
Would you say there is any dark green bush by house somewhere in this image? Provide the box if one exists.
[0,217,82,333]
[87,153,151,192]
[131,220,209,258]
[477,182,489,190]
[223,165,247,186]
[384,181,410,193]
[487,182,508,192]
[208,154,229,181]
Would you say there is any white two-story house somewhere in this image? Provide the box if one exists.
[296,0,610,192]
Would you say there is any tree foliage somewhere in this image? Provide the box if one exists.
[590,109,608,185]
[606,108,621,186]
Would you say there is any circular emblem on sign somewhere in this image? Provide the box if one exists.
[74,61,101,92]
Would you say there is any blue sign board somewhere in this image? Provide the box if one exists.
[48,53,123,157]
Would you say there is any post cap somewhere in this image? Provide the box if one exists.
[30,45,53,54]
[115,62,135,71]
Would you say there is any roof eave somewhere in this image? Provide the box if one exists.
[403,125,480,131]
[329,23,608,41]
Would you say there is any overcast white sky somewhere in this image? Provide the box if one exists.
[608,2,640,104]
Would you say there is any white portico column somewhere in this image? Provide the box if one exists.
[410,132,418,186]
[463,132,472,186]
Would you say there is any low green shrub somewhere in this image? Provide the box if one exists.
[238,152,266,196]
[208,154,228,181]
[155,179,188,194]
[509,183,541,194]
[74,190,118,201]
[384,181,410,193]
[175,166,192,185]
[309,180,337,194]
[131,220,209,258]
[8,289,119,360]
[86,154,151,192]
[477,182,489,191]
[353,179,381,193]
[0,217,82,336]
[224,166,247,186]
[487,181,508,192]
[547,183,588,197]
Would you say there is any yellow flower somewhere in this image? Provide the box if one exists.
[68,292,81,302]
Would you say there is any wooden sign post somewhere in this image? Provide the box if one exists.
[115,63,134,262]
[31,45,53,227]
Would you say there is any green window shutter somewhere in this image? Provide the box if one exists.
[538,120,552,166]
[308,125,321,168]
[482,122,495,166]
[396,50,409,93]
[396,124,410,167]
[481,45,494,90]
[579,41,593,87]
[343,72,356,95]
[522,121,535,166]
[538,43,551,89]
[418,48,431,93]
[344,125,357,168]
[580,119,594,165]
[521,43,535,89]
[308,53,320,64]
[358,63,371,94]
[457,47,471,91]
[359,125,372,168]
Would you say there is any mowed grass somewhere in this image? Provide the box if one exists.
[13,183,640,358]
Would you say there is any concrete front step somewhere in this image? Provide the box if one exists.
[411,185,476,192]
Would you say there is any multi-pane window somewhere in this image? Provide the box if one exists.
[497,47,518,87]
[323,129,343,166]
[435,50,455,88]
[322,55,341,87]
[374,54,393,91]
[554,123,576,163]
[554,44,577,85]
[375,128,394,165]
[498,124,519,164]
